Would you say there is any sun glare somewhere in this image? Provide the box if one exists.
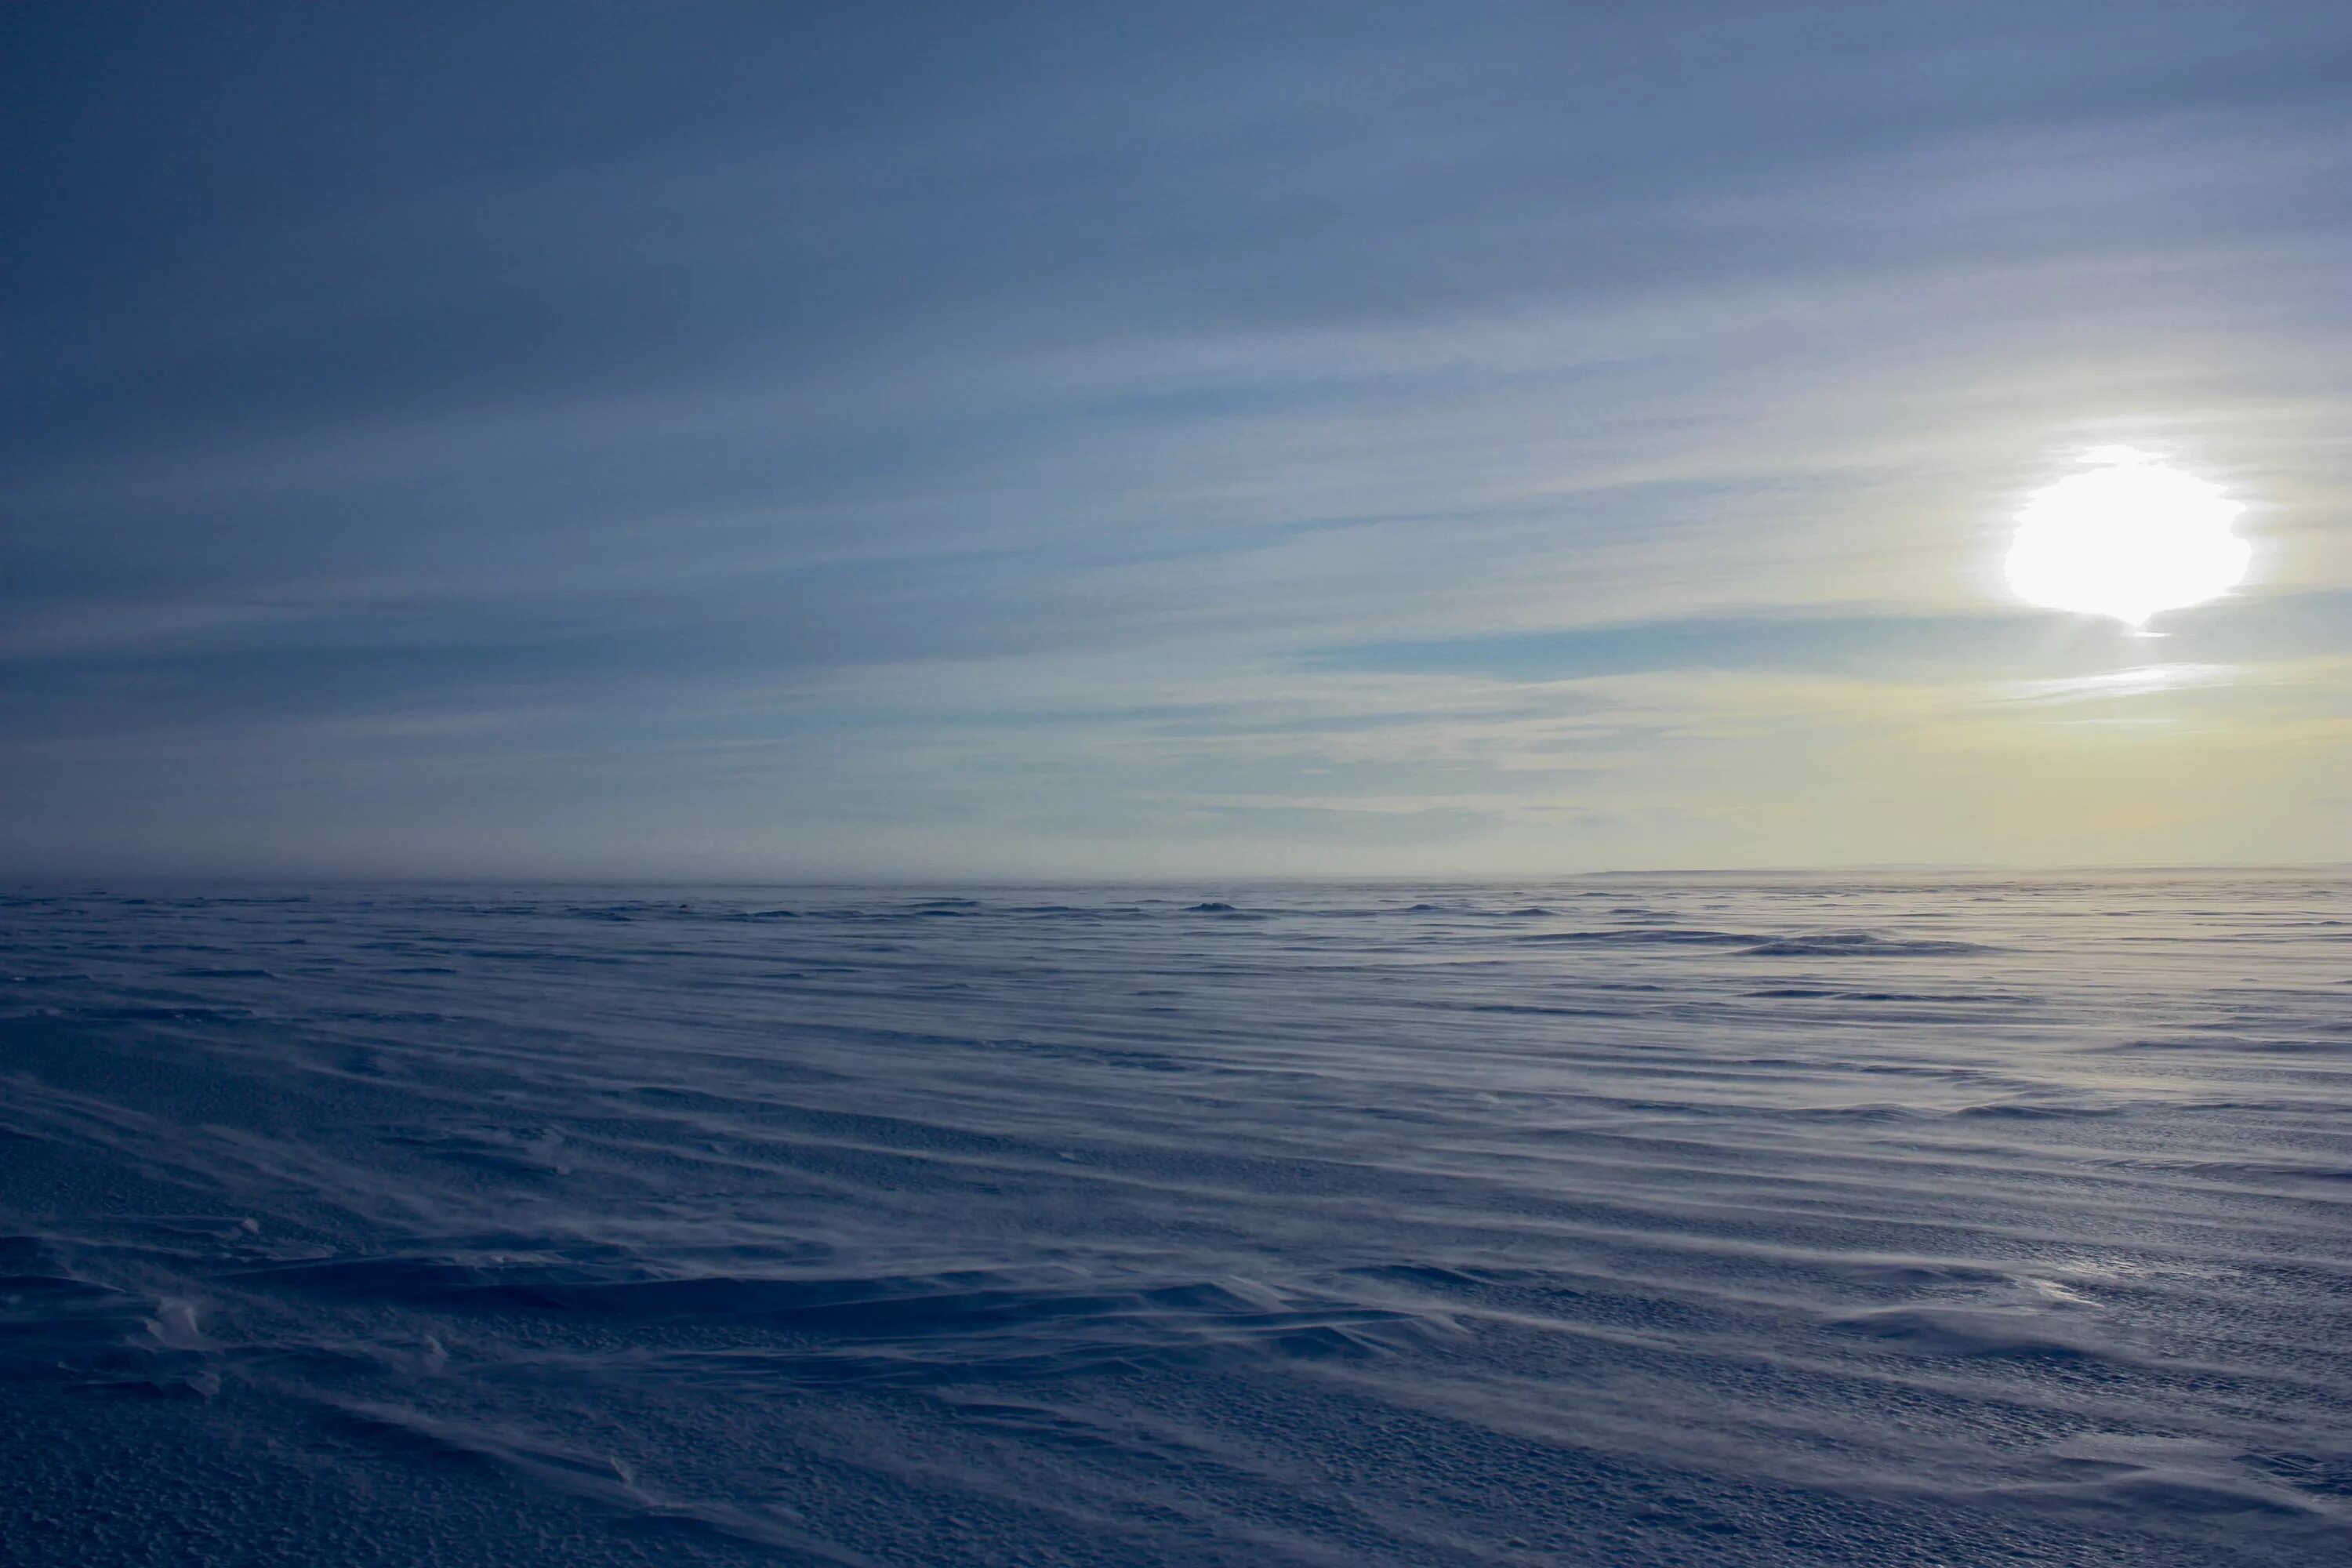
[2004,448,2249,627]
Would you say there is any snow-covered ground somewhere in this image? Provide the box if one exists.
[3,877,2348,1565]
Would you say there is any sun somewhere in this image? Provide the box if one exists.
[2004,448,2250,627]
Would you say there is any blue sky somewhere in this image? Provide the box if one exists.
[4,2,2348,877]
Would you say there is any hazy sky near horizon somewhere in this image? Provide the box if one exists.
[5,2,2350,878]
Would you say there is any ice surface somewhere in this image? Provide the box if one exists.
[2,876,2348,1565]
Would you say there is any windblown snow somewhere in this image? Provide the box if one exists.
[3,877,2348,1565]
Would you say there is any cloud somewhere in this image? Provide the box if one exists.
[3,2,2349,874]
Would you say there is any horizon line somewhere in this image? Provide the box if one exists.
[5,862,2348,890]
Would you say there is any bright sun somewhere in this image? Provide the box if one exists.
[2005,447,2250,627]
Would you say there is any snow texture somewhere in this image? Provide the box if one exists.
[3,877,2349,1565]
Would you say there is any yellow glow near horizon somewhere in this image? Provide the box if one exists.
[2005,448,2250,627]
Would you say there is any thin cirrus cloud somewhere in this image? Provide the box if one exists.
[2,2,2348,877]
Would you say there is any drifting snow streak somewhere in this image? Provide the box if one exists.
[2,877,2349,1565]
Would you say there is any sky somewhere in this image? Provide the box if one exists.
[4,2,2349,880]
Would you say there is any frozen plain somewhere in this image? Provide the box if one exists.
[2,876,2348,1566]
